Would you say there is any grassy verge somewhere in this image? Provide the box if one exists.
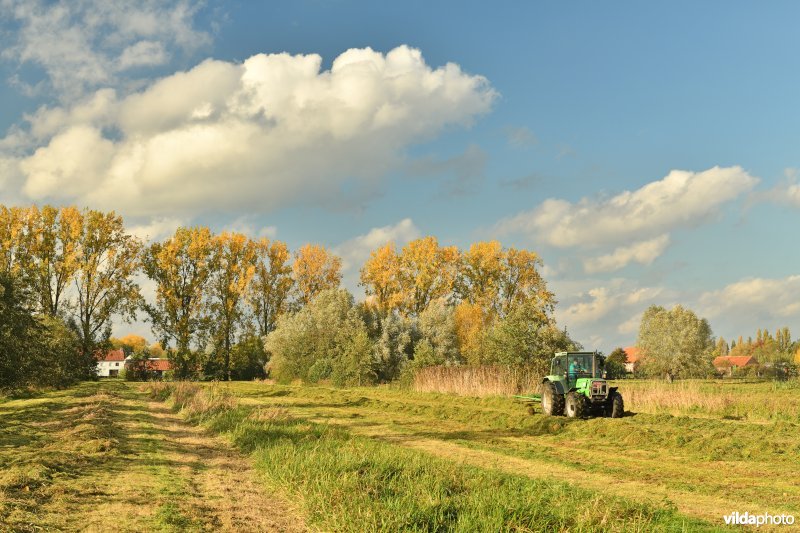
[148,382,719,532]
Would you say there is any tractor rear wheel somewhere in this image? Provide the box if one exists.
[540,381,564,416]
[608,391,624,418]
[565,392,585,418]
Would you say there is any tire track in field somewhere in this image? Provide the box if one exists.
[144,398,307,532]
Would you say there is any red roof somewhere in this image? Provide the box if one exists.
[713,355,758,367]
[145,359,172,371]
[99,348,125,362]
[623,346,641,363]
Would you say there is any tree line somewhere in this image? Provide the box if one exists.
[612,305,799,381]
[0,205,578,389]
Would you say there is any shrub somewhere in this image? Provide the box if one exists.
[266,289,376,386]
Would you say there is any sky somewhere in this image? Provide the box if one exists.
[1,0,799,351]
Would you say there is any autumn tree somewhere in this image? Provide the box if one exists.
[142,227,213,378]
[360,242,403,316]
[0,205,29,277]
[396,236,459,316]
[454,302,490,366]
[637,305,714,381]
[206,232,258,380]
[248,238,293,337]
[22,206,84,316]
[73,210,141,359]
[713,337,729,358]
[292,244,342,306]
[110,333,148,356]
[455,240,504,311]
[500,248,554,316]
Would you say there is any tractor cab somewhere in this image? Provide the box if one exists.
[551,352,605,389]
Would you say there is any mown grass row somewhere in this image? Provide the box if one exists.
[0,383,122,530]
[231,382,800,462]
[147,382,718,532]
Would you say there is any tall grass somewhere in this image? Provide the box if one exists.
[618,379,800,422]
[412,365,541,397]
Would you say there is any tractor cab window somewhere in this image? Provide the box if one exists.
[551,357,566,375]
[567,354,593,380]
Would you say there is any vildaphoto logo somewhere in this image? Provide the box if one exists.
[723,511,795,527]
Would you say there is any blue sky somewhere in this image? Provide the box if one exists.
[1,1,799,350]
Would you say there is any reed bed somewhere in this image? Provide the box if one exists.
[411,365,543,397]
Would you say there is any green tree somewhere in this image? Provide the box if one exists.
[373,312,415,382]
[229,329,268,381]
[483,301,580,375]
[265,289,374,386]
[414,299,462,367]
[605,348,628,379]
[637,305,714,381]
[0,272,82,390]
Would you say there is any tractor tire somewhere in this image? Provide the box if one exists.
[608,391,624,418]
[565,392,585,419]
[540,381,564,416]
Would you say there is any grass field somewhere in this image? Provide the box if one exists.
[0,381,304,532]
[3,379,797,531]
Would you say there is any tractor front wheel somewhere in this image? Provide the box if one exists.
[608,391,624,418]
[541,381,564,416]
[565,392,585,418]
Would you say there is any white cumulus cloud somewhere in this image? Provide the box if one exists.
[334,218,421,272]
[6,46,495,216]
[583,234,670,273]
[699,276,800,320]
[495,166,758,248]
[553,280,666,349]
[127,216,186,243]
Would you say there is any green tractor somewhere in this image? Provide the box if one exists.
[520,351,624,418]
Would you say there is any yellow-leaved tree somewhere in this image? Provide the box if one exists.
[74,209,142,359]
[248,238,294,337]
[456,241,554,317]
[396,236,459,316]
[292,244,342,306]
[207,232,258,380]
[142,226,213,378]
[0,205,30,276]
[24,205,84,316]
[110,334,149,354]
[360,242,402,315]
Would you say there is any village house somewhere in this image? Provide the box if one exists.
[138,359,171,379]
[622,346,641,374]
[713,355,758,376]
[96,349,173,379]
[96,349,126,377]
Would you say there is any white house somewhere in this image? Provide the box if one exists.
[97,348,126,377]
